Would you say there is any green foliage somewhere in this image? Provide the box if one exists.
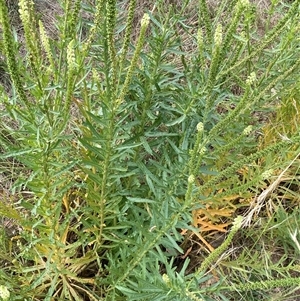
[0,0,299,300]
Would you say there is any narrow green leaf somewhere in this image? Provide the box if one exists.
[165,232,183,254]
[127,197,155,203]
[140,136,153,155]
[0,148,35,158]
[165,115,186,126]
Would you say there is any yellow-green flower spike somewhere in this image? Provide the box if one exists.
[196,122,204,133]
[239,0,250,8]
[0,285,10,301]
[140,13,150,28]
[185,291,205,301]
[82,0,105,54]
[39,20,54,70]
[188,175,195,183]
[243,125,253,135]
[67,40,76,72]
[214,23,223,47]
[196,215,243,275]
[232,215,243,231]
[18,0,41,69]
[118,13,150,106]
[120,0,137,66]
[106,0,117,73]
[198,0,212,44]
[0,0,28,105]
[68,0,81,39]
[65,39,77,113]
[162,274,170,284]
[199,147,206,155]
[261,169,273,180]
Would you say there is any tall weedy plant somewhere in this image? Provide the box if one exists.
[0,0,299,300]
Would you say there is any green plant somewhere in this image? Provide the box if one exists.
[0,0,300,300]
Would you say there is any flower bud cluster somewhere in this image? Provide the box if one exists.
[261,169,273,180]
[196,122,204,133]
[246,72,256,85]
[188,175,195,183]
[243,125,252,135]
